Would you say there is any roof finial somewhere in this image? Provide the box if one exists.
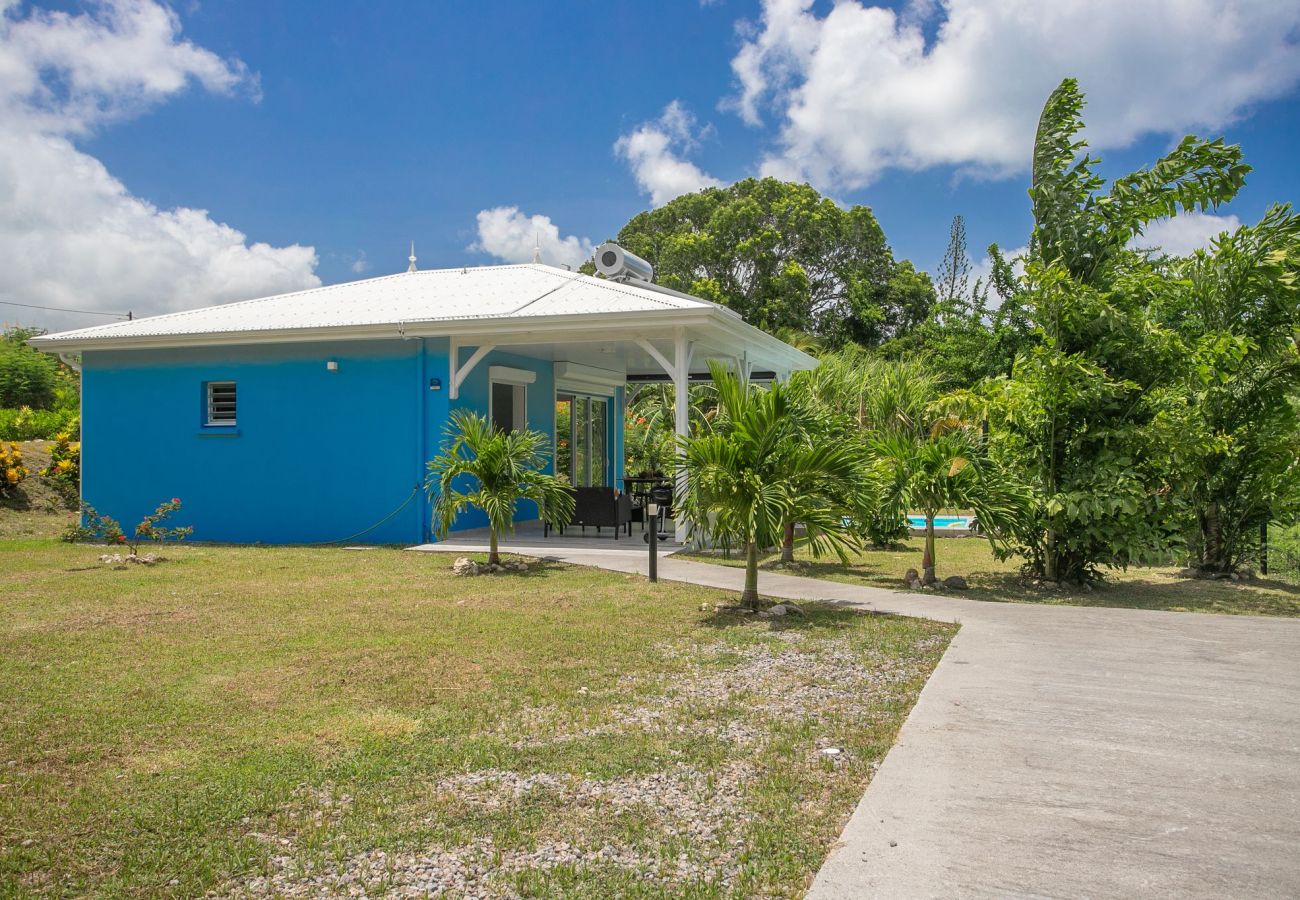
[407,241,417,273]
[532,231,542,264]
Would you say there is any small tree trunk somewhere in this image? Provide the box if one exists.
[488,529,500,567]
[1043,528,1058,583]
[780,521,795,564]
[740,541,761,610]
[922,515,937,585]
[1201,502,1226,573]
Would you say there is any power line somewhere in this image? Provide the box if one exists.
[0,299,132,319]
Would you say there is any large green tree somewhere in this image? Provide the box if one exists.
[988,77,1249,583]
[609,178,933,345]
[1154,206,1300,573]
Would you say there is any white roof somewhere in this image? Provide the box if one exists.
[28,262,817,376]
[32,264,721,343]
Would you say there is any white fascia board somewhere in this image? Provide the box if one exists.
[708,315,819,372]
[26,308,719,354]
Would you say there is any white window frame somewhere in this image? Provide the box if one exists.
[205,380,237,426]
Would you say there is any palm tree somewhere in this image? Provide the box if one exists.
[679,362,860,609]
[874,421,1021,585]
[427,411,575,566]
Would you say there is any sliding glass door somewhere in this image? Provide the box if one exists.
[555,393,608,487]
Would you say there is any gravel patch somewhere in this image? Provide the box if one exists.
[221,764,753,897]
[503,629,947,750]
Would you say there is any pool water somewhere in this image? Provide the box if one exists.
[907,515,973,529]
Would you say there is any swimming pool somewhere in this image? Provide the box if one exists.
[907,515,973,529]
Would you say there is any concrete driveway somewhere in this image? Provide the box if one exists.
[411,539,1300,898]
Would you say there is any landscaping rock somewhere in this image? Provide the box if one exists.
[97,552,162,566]
[1176,566,1202,578]
[451,557,480,577]
[942,575,969,590]
[761,603,805,618]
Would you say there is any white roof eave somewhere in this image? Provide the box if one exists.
[26,306,726,354]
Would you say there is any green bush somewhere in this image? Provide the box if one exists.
[0,341,58,409]
[0,407,79,441]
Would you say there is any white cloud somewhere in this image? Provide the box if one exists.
[470,207,595,270]
[731,0,1300,189]
[615,101,724,207]
[349,251,370,274]
[0,0,317,331]
[1132,212,1242,256]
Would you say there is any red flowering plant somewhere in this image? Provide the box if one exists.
[129,498,193,554]
[63,498,192,556]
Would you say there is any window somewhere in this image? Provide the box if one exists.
[206,381,237,426]
[490,381,526,433]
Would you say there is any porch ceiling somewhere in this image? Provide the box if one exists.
[444,320,812,381]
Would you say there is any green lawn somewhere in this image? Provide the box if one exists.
[684,536,1300,617]
[0,511,954,898]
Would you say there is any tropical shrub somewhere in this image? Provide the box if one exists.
[625,412,673,476]
[1150,206,1300,574]
[427,411,575,566]
[42,427,81,498]
[64,499,191,554]
[1,441,29,496]
[0,405,79,440]
[63,503,124,544]
[0,331,58,409]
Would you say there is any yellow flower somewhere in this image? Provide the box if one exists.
[5,468,18,485]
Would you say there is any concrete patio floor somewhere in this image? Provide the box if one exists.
[409,539,1300,898]
[409,519,683,557]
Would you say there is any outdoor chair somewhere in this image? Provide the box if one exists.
[544,487,633,538]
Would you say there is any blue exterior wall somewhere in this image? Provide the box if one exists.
[439,345,556,531]
[81,339,580,545]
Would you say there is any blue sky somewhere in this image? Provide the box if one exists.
[2,0,1299,329]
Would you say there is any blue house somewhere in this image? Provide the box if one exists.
[30,248,816,545]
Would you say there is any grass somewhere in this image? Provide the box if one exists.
[683,535,1300,617]
[0,509,955,897]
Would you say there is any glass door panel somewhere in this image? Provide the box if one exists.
[590,398,607,487]
[555,393,610,487]
[575,398,590,486]
[555,396,573,483]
